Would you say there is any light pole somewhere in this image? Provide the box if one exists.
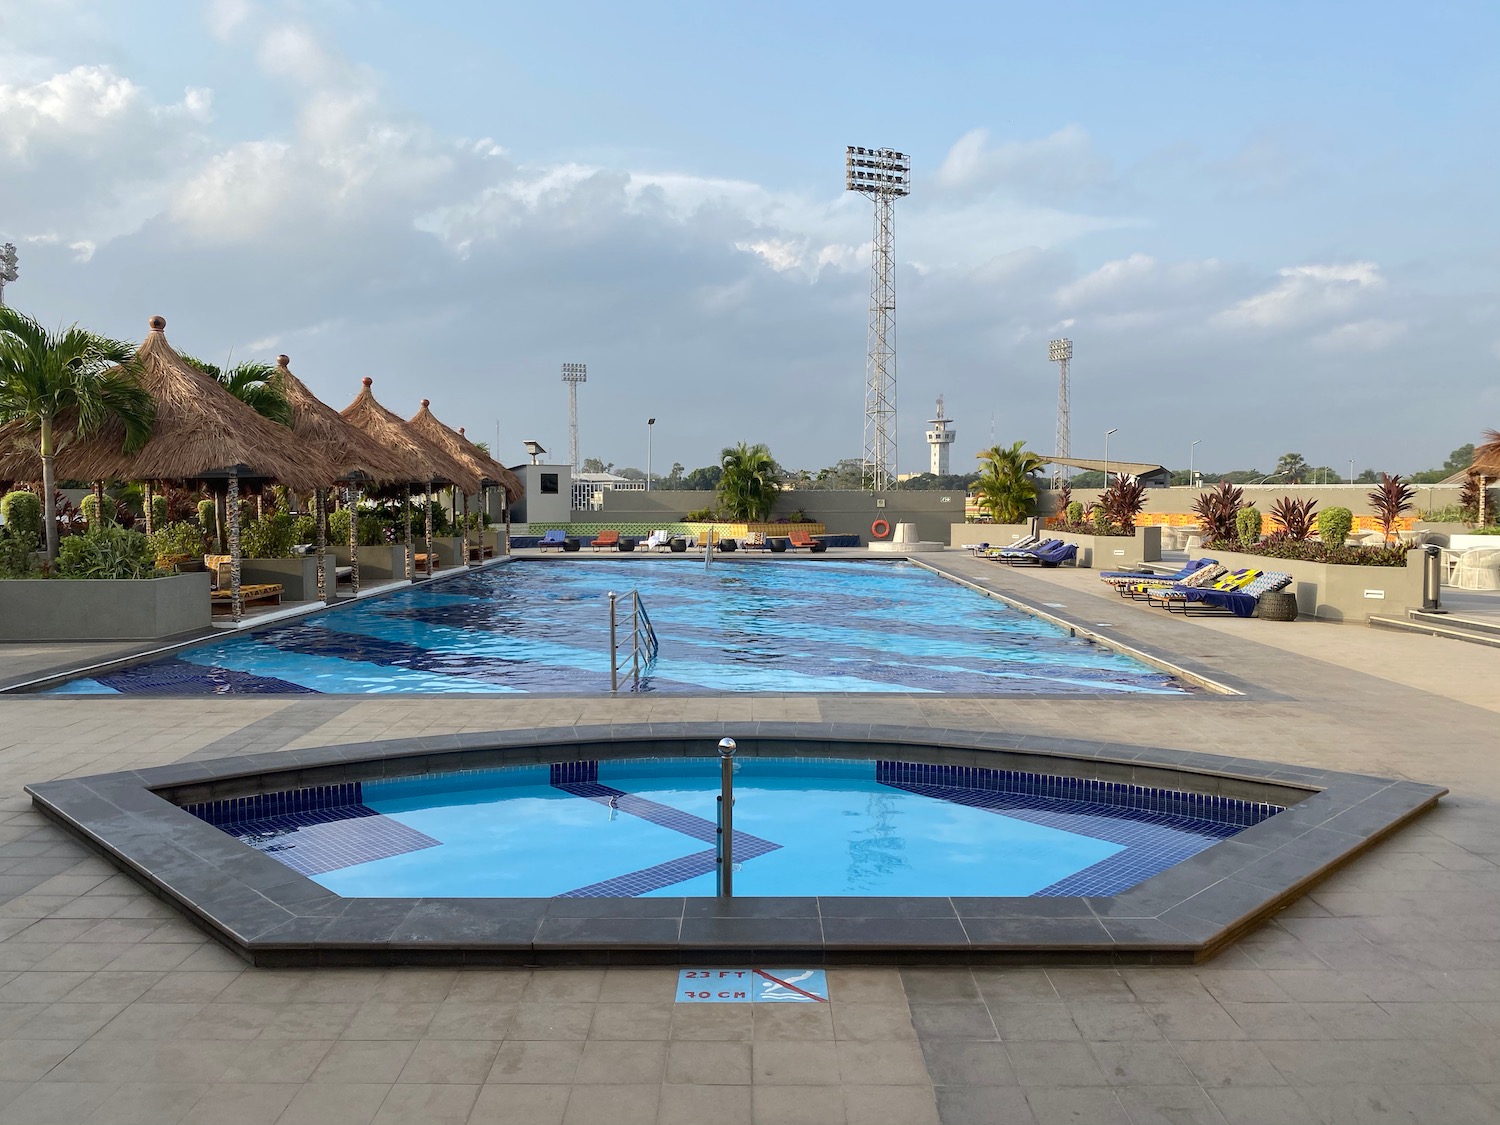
[1349,459,1354,485]
[646,418,655,492]
[1104,428,1118,488]
[1189,440,1199,488]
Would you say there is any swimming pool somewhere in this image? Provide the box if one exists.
[53,559,1188,695]
[184,756,1279,899]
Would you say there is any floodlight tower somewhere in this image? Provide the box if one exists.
[1049,338,1073,484]
[846,145,911,491]
[0,244,17,306]
[561,362,586,473]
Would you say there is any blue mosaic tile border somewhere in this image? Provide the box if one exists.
[183,782,364,827]
[204,805,441,878]
[550,761,599,785]
[875,761,1281,829]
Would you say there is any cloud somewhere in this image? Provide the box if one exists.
[1312,318,1408,352]
[936,125,1111,198]
[1216,262,1385,329]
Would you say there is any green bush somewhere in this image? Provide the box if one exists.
[197,498,217,531]
[241,513,298,559]
[684,508,715,522]
[328,509,389,547]
[329,507,352,545]
[292,514,317,544]
[150,495,168,527]
[57,527,156,579]
[1091,506,1110,534]
[1236,506,1263,547]
[1316,507,1354,547]
[1065,501,1084,525]
[80,494,103,528]
[0,530,36,578]
[1,491,43,548]
[148,520,206,561]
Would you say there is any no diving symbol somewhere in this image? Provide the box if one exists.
[676,968,829,1003]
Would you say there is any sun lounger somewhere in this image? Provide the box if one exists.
[1118,563,1226,600]
[1173,572,1293,617]
[591,530,620,552]
[1002,541,1078,567]
[1100,557,1216,586]
[210,584,283,613]
[412,553,442,571]
[1146,568,1261,610]
[644,530,673,552]
[983,538,1061,560]
[964,534,1035,554]
[787,530,827,552]
[537,530,568,551]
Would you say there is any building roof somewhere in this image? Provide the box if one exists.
[339,378,479,492]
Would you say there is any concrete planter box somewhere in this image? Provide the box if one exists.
[949,523,1030,548]
[0,572,211,642]
[1054,528,1161,570]
[333,544,409,579]
[240,555,337,602]
[1189,546,1423,621]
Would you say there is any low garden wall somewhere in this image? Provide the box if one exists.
[240,555,337,601]
[333,544,408,579]
[948,523,1030,548]
[1189,546,1424,621]
[1053,527,1162,569]
[0,572,212,642]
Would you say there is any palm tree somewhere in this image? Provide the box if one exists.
[181,356,293,426]
[973,442,1046,524]
[717,442,780,521]
[0,307,154,561]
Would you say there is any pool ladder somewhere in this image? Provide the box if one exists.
[607,589,660,692]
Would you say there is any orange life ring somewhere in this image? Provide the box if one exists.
[871,519,891,539]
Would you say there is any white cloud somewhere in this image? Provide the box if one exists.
[1217,262,1385,329]
[937,125,1111,197]
[1312,318,1408,352]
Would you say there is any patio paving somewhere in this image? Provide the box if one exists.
[0,552,1497,1122]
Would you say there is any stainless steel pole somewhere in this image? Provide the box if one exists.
[717,737,736,897]
[608,591,619,692]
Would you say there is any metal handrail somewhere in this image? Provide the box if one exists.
[608,588,659,691]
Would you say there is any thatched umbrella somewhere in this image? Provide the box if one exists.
[459,426,524,555]
[274,356,430,600]
[341,378,478,580]
[408,400,525,564]
[0,316,337,621]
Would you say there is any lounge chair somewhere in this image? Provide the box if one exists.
[1099,557,1216,586]
[210,584,283,613]
[537,530,568,552]
[1001,541,1078,567]
[787,529,827,552]
[1118,563,1226,600]
[644,530,673,552]
[1173,571,1294,617]
[591,530,620,552]
[1146,568,1261,610]
[412,553,442,571]
[739,532,771,551]
[983,538,1061,560]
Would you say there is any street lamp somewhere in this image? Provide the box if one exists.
[646,418,656,492]
[1104,428,1118,487]
[1349,459,1354,485]
[1189,440,1200,489]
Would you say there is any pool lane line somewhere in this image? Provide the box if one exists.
[754,968,828,1001]
[906,556,1242,697]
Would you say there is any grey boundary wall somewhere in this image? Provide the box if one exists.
[591,490,965,544]
[26,723,1443,968]
[0,572,211,642]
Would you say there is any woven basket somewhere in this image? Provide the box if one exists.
[1257,590,1298,621]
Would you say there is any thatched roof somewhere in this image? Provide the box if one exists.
[273,356,426,485]
[1439,430,1500,483]
[407,400,525,503]
[339,378,479,492]
[0,316,335,489]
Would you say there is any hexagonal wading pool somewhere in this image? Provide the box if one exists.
[27,725,1444,966]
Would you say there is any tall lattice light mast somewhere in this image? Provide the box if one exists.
[561,362,586,473]
[1049,338,1072,485]
[0,244,17,306]
[846,146,911,491]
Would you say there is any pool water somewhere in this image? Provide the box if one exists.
[54,559,1188,695]
[184,758,1278,899]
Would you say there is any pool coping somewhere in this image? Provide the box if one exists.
[26,722,1445,967]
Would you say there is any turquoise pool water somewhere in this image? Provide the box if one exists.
[53,559,1187,695]
[184,757,1273,899]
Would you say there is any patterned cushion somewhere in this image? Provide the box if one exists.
[1181,564,1227,588]
[1241,572,1292,598]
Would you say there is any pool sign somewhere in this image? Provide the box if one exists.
[677,968,829,1003]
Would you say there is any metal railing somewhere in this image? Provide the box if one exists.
[607,589,659,691]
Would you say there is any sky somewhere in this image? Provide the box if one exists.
[1,0,1497,478]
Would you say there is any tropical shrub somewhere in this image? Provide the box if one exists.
[1236,507,1263,546]
[80,493,102,528]
[148,520,206,561]
[1269,496,1318,540]
[150,495,168,527]
[292,514,317,544]
[1065,501,1084,525]
[1316,507,1354,547]
[329,508,388,547]
[717,443,780,522]
[1368,473,1416,542]
[1459,470,1489,524]
[57,526,156,579]
[197,498,217,530]
[974,442,1046,523]
[1099,475,1147,533]
[1245,538,1409,567]
[1193,481,1244,545]
[1058,480,1073,514]
[1092,505,1110,534]
[684,507,715,522]
[241,513,298,559]
[1,490,43,548]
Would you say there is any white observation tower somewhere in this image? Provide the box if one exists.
[925,396,956,475]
